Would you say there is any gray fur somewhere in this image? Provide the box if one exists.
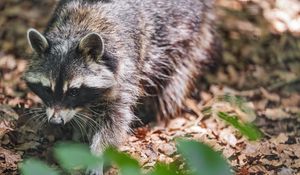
[24,0,220,174]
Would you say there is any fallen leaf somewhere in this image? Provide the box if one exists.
[0,147,22,173]
[264,108,291,120]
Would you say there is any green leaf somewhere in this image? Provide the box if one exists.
[176,139,232,175]
[20,159,59,175]
[149,163,181,175]
[104,147,141,175]
[54,142,101,171]
[217,112,262,140]
[218,94,256,117]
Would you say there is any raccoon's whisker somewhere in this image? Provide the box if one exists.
[22,108,45,117]
[77,112,97,123]
[22,113,44,124]
[76,115,98,134]
[72,117,85,141]
[76,113,101,136]
[25,108,44,112]
[76,112,100,129]
[69,120,76,129]
[32,112,45,120]
[69,120,77,137]
[21,109,44,117]
[26,107,44,111]
[73,116,89,142]
[33,114,44,122]
[76,115,99,134]
[31,114,46,129]
[35,114,46,125]
[24,112,46,126]
[38,115,48,128]
[70,118,84,141]
[88,103,107,108]
[75,116,98,140]
[70,119,86,139]
[87,108,105,117]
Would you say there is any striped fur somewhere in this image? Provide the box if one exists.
[24,0,220,174]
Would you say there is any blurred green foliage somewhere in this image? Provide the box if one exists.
[217,112,262,140]
[20,159,59,175]
[104,147,141,175]
[20,140,232,175]
[54,143,101,171]
[202,94,263,141]
[176,139,231,175]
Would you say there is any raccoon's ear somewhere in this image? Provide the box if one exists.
[27,28,49,53]
[79,32,104,62]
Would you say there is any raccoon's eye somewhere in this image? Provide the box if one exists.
[68,88,80,97]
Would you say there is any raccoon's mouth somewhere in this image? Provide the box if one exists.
[46,107,78,125]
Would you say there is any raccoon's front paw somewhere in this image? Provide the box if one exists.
[85,167,103,175]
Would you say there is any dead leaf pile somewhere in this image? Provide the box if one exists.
[0,148,21,174]
[119,87,300,174]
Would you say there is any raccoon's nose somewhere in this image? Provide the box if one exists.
[49,116,64,126]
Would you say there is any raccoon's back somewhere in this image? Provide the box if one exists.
[136,0,217,77]
[44,0,216,77]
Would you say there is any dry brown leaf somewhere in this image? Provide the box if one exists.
[264,108,291,120]
[134,127,149,140]
[219,128,238,146]
[184,99,203,119]
[167,118,186,131]
[0,121,13,138]
[0,147,21,173]
[260,88,280,102]
[157,143,176,156]
[282,94,300,107]
[271,133,289,144]
[0,105,18,138]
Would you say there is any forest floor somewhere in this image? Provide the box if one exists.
[1,0,300,175]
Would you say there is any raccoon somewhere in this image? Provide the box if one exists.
[24,0,220,174]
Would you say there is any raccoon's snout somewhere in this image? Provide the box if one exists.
[46,107,77,125]
[48,108,65,125]
[49,116,64,126]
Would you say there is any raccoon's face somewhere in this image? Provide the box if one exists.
[24,29,117,125]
